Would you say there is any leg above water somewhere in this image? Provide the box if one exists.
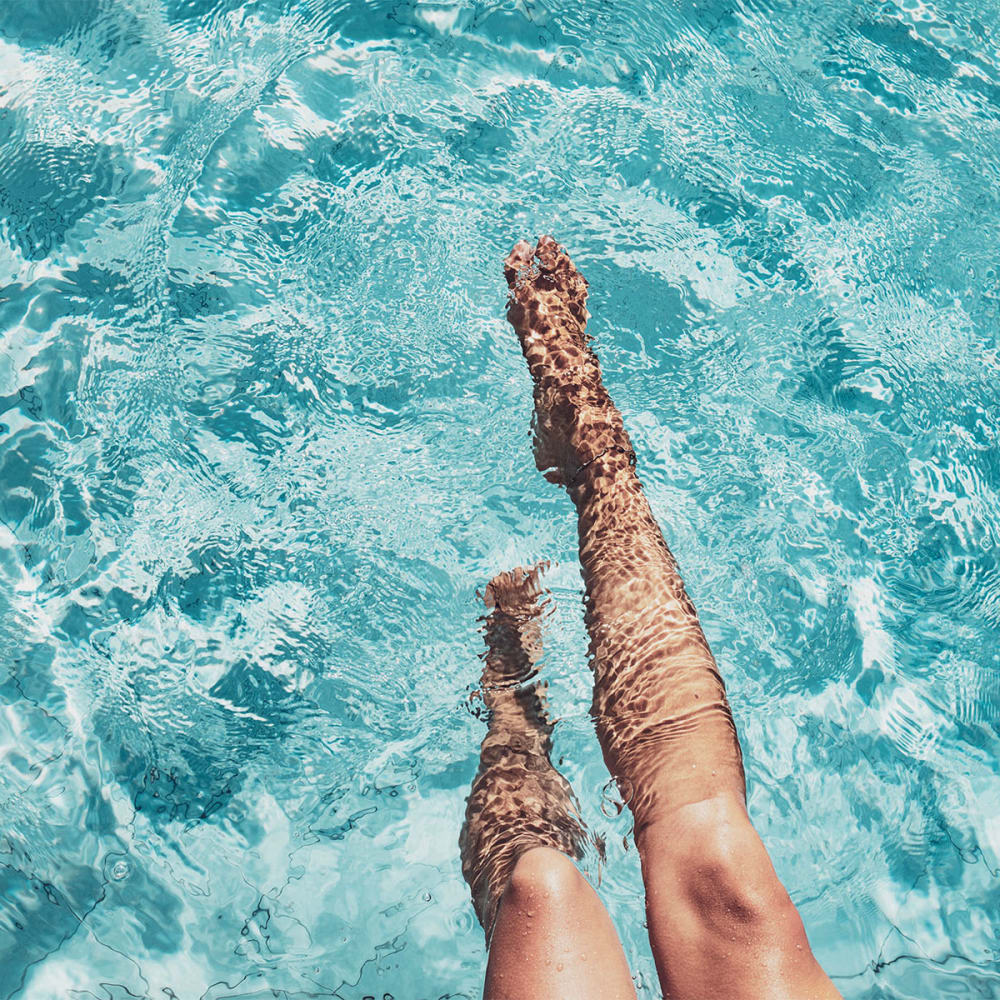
[484,846,637,1000]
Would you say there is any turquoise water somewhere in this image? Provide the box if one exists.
[2,0,999,995]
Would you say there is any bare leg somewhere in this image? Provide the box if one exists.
[460,566,636,1000]
[504,238,841,1000]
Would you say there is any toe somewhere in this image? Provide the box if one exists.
[535,234,561,269]
[504,240,537,289]
[483,562,549,612]
[533,237,589,321]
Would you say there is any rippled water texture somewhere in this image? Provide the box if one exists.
[2,0,999,996]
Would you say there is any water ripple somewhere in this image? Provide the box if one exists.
[2,0,1000,996]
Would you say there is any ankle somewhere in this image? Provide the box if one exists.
[567,445,638,500]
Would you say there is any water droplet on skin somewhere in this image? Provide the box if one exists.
[556,963,564,972]
[111,860,129,881]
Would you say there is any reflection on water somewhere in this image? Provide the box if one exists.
[1,0,999,996]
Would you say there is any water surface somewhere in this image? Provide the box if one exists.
[2,0,999,996]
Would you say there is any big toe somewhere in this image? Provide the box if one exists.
[504,240,537,289]
[534,235,562,269]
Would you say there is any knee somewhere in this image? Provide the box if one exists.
[504,847,588,915]
[681,840,775,929]
[645,796,795,933]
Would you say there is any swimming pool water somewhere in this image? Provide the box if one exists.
[2,0,999,996]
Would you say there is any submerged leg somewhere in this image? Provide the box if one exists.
[460,566,636,1000]
[504,237,841,1000]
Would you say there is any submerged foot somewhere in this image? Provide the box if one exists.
[479,563,549,692]
[504,236,633,486]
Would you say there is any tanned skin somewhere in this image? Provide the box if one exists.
[461,566,637,1000]
[461,237,841,1000]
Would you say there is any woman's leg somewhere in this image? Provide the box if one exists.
[504,237,841,1000]
[460,567,636,1000]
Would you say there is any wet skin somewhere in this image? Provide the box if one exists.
[461,238,842,999]
[461,567,637,1000]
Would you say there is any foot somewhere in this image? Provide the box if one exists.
[479,562,550,693]
[504,236,633,486]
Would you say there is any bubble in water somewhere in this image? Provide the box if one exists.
[600,776,633,817]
